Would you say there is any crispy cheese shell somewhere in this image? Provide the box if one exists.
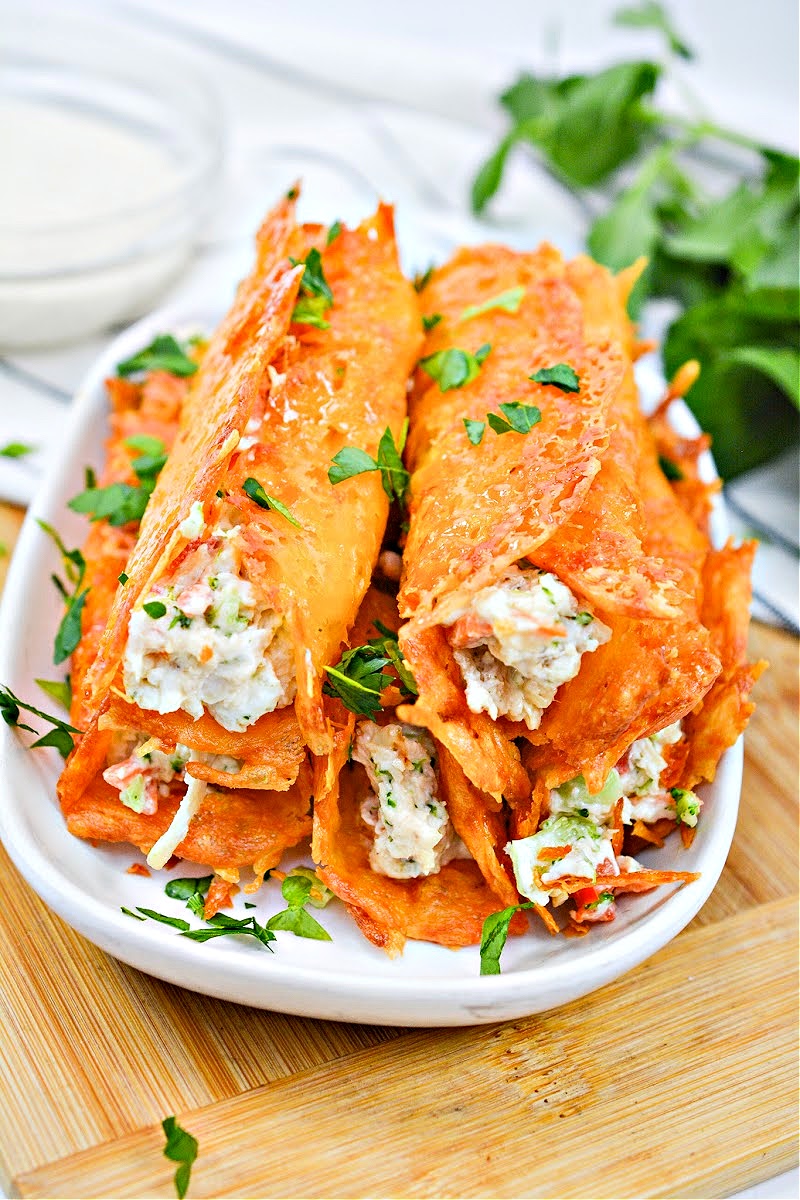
[63,762,313,873]
[311,728,525,951]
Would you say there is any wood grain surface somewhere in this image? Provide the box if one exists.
[0,504,797,1199]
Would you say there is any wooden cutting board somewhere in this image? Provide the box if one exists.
[0,500,797,1200]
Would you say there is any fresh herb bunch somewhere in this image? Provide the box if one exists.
[472,1,799,478]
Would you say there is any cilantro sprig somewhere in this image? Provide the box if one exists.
[419,344,491,392]
[290,246,334,328]
[472,2,799,478]
[464,401,542,445]
[0,684,81,758]
[37,520,89,664]
[117,334,198,378]
[328,421,410,507]
[162,1116,198,1200]
[242,477,301,527]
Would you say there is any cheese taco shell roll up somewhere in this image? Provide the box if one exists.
[59,191,421,868]
[398,244,721,805]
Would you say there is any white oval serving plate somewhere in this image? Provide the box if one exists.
[0,249,741,1027]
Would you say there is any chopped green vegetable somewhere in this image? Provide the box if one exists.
[479,902,533,975]
[117,334,197,378]
[323,646,393,719]
[165,875,213,901]
[658,455,684,481]
[266,874,332,941]
[464,418,486,445]
[422,313,443,331]
[671,786,701,827]
[326,220,343,245]
[0,684,81,757]
[121,907,146,921]
[162,1116,198,1200]
[284,866,335,909]
[242,477,302,527]
[413,265,434,292]
[529,364,580,393]
[487,401,542,435]
[124,434,165,457]
[290,246,334,328]
[36,677,71,712]
[135,908,191,930]
[0,441,35,458]
[118,572,128,585]
[460,286,525,322]
[328,421,410,507]
[68,441,166,526]
[419,344,491,391]
[143,601,167,619]
[36,520,89,664]
[613,1,693,59]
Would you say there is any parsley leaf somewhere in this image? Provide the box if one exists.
[614,1,693,60]
[162,1116,198,1200]
[117,335,198,378]
[658,454,684,481]
[460,286,525,322]
[124,434,165,457]
[36,520,89,663]
[0,441,35,458]
[323,646,392,718]
[487,401,542,435]
[266,875,332,941]
[529,364,580,392]
[165,875,212,901]
[464,418,486,445]
[68,482,152,526]
[290,294,331,329]
[143,601,167,619]
[369,619,418,700]
[326,220,343,245]
[328,422,410,508]
[413,265,434,292]
[479,902,533,975]
[290,246,334,327]
[284,866,335,909]
[422,313,443,331]
[419,344,492,391]
[135,908,190,930]
[242,477,301,527]
[36,677,71,711]
[0,685,81,757]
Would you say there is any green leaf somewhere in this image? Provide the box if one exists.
[117,335,197,378]
[143,601,167,619]
[323,647,392,719]
[284,866,335,909]
[291,295,331,328]
[136,908,191,931]
[328,446,379,485]
[0,684,81,757]
[36,677,71,711]
[726,346,800,406]
[419,345,492,391]
[281,874,314,908]
[464,418,486,445]
[124,434,166,458]
[529,364,580,392]
[460,287,526,322]
[242,477,302,527]
[165,875,213,901]
[54,588,88,664]
[479,903,533,975]
[422,313,443,331]
[658,455,684,482]
[162,1116,198,1200]
[326,220,343,245]
[370,622,418,699]
[413,265,434,292]
[587,180,661,315]
[30,726,75,756]
[471,132,518,214]
[121,906,146,921]
[375,422,410,506]
[0,441,35,458]
[266,905,332,940]
[68,481,153,527]
[496,401,542,433]
[291,246,333,303]
[614,1,694,59]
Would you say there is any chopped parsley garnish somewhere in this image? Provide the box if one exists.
[118,572,128,585]
[169,609,192,630]
[370,619,418,700]
[162,1116,198,1200]
[286,185,299,200]
[266,874,332,940]
[181,902,276,948]
[487,401,542,434]
[290,246,333,328]
[574,611,593,625]
[529,364,581,393]
[165,875,213,901]
[36,676,71,711]
[460,286,525,322]
[0,441,35,458]
[479,902,533,975]
[143,601,167,619]
[68,438,166,527]
[422,313,443,331]
[413,265,434,292]
[124,434,165,457]
[671,786,700,827]
[326,220,343,245]
[464,418,486,445]
[659,454,685,481]
[419,344,491,392]
[242,477,302,527]
[135,908,191,930]
[284,866,335,909]
[36,519,88,664]
[323,646,393,719]
[328,421,410,508]
[117,335,198,378]
[121,906,146,921]
[0,684,81,758]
